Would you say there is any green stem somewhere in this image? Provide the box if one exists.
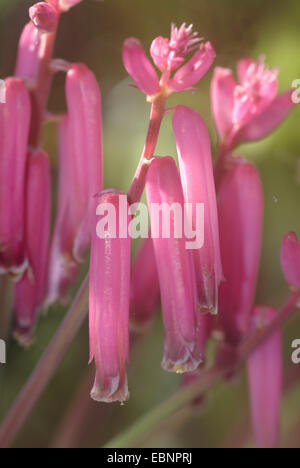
[104,367,223,448]
[103,291,300,448]
[0,275,89,448]
[127,95,167,205]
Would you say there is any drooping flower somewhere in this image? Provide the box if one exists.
[123,23,215,97]
[247,306,282,448]
[280,231,300,288]
[130,237,160,331]
[46,116,79,305]
[173,105,222,315]
[14,150,51,344]
[218,156,263,346]
[0,78,31,278]
[15,22,42,83]
[145,156,202,373]
[47,63,103,305]
[89,190,131,403]
[211,58,294,149]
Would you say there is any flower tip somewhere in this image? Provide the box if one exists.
[90,374,130,403]
[162,350,203,374]
[29,2,58,33]
[13,326,35,348]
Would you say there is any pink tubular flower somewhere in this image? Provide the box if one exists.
[218,157,263,346]
[123,24,215,96]
[145,156,202,373]
[130,238,160,331]
[89,190,131,403]
[14,22,41,82]
[15,5,60,145]
[46,116,79,305]
[14,150,51,344]
[173,105,222,315]
[211,57,294,149]
[247,306,282,448]
[280,232,300,288]
[65,64,103,260]
[47,64,103,305]
[29,2,59,33]
[0,78,31,278]
[123,38,160,96]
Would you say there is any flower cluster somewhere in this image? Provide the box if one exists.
[0,0,92,343]
[0,0,299,449]
[123,23,216,98]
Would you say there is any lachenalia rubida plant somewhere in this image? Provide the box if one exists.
[0,0,299,449]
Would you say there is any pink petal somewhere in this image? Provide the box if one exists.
[218,157,263,345]
[280,231,300,288]
[237,57,254,83]
[14,149,51,344]
[0,78,31,277]
[235,91,295,145]
[210,67,236,141]
[130,237,160,330]
[247,306,282,448]
[173,105,223,315]
[150,36,173,72]
[145,156,202,373]
[123,38,160,96]
[169,42,216,92]
[89,190,131,403]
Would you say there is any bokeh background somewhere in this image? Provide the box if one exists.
[0,0,300,448]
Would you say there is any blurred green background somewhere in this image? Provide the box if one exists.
[0,0,300,448]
